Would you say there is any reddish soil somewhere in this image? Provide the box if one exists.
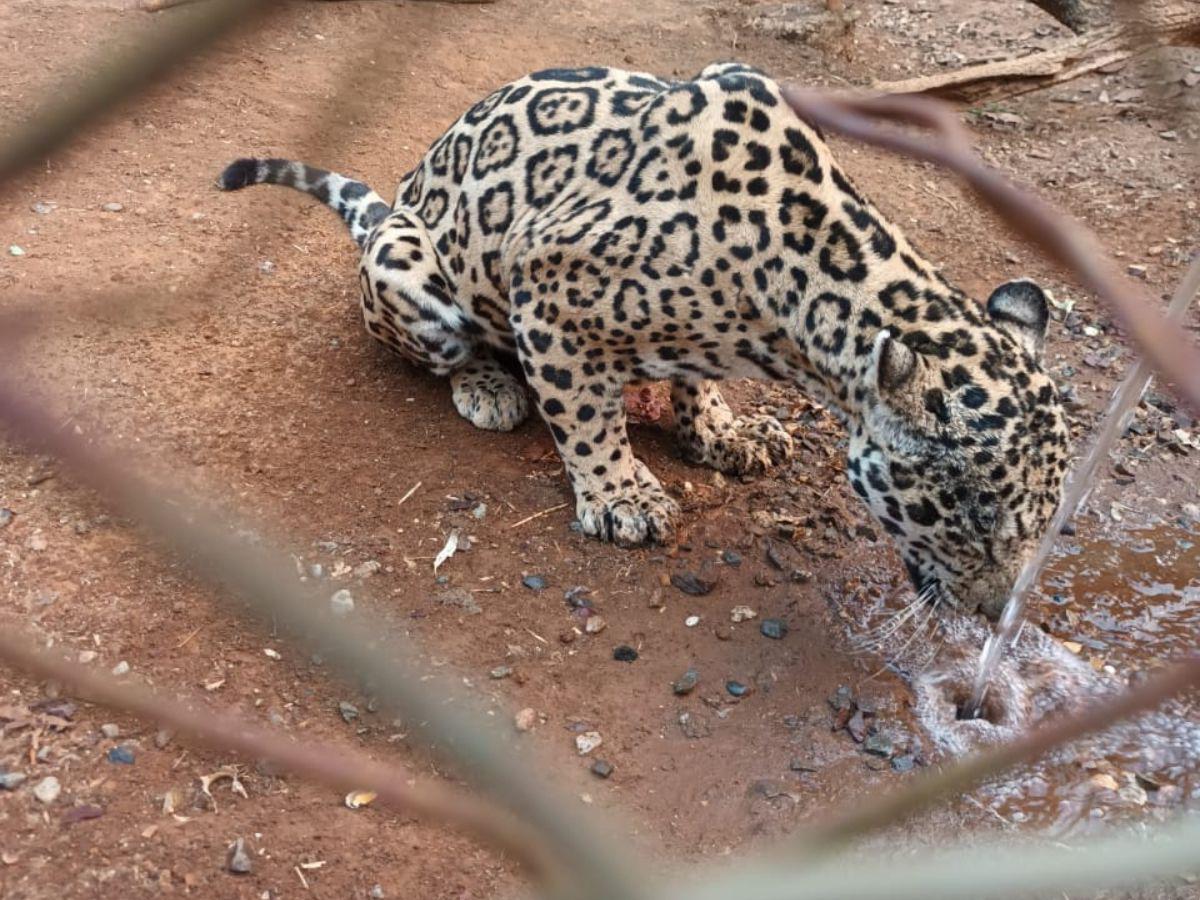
[1,1,1197,898]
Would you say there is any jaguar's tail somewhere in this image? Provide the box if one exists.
[217,157,391,248]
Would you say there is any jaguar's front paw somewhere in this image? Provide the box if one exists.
[574,462,679,547]
[451,368,529,432]
[681,414,793,476]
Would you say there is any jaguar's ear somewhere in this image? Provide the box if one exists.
[871,330,918,396]
[987,278,1049,358]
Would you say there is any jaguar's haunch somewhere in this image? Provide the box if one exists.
[219,63,1070,618]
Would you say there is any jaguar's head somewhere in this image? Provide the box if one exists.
[847,279,1071,620]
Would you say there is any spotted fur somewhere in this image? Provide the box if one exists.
[219,63,1071,617]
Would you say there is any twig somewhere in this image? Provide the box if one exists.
[0,629,552,876]
[508,502,568,529]
[397,480,423,507]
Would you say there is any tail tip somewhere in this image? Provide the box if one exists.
[218,158,260,191]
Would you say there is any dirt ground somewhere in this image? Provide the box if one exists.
[1,0,1198,897]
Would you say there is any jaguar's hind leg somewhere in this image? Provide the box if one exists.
[450,354,529,432]
[358,210,472,376]
[671,379,792,475]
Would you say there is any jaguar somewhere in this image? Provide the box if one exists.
[218,62,1070,619]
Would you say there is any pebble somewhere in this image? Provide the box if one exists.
[100,723,120,739]
[671,572,717,596]
[0,771,27,790]
[590,759,614,779]
[891,755,916,773]
[0,508,12,529]
[154,729,174,749]
[101,202,124,213]
[584,615,607,635]
[672,668,700,695]
[684,615,700,628]
[725,680,749,698]
[226,837,253,875]
[514,708,537,732]
[111,660,130,677]
[612,645,638,662]
[107,745,135,765]
[721,550,742,567]
[489,665,513,679]
[370,887,386,900]
[31,201,56,215]
[353,561,381,579]
[33,776,61,804]
[78,650,97,664]
[730,605,757,623]
[760,618,788,640]
[330,589,355,617]
[575,732,603,755]
[863,733,893,758]
[8,245,25,257]
[338,701,359,723]
[522,574,547,591]
[308,563,324,579]
[789,758,818,773]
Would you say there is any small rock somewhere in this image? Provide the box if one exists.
[490,665,513,680]
[730,605,757,623]
[726,680,749,698]
[0,771,27,790]
[590,759,614,779]
[684,615,700,627]
[107,745,135,765]
[713,624,733,641]
[33,698,76,720]
[789,758,818,773]
[584,615,607,635]
[564,585,592,608]
[370,886,386,899]
[78,650,97,664]
[863,733,893,758]
[258,260,275,275]
[101,202,124,213]
[722,550,742,566]
[338,701,359,723]
[62,804,105,825]
[111,660,130,677]
[670,572,717,596]
[1127,264,1148,279]
[891,754,916,773]
[8,245,25,257]
[100,723,120,739]
[33,776,61,804]
[226,837,253,875]
[575,731,603,755]
[846,710,868,742]
[612,645,638,662]
[31,201,56,215]
[352,561,381,579]
[829,685,853,712]
[522,574,547,591]
[154,729,174,749]
[308,563,324,579]
[760,618,788,640]
[330,588,355,617]
[514,708,537,732]
[0,509,12,529]
[672,668,699,695]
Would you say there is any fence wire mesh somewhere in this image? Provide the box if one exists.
[0,2,1197,899]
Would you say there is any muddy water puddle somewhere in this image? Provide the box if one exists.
[841,520,1198,839]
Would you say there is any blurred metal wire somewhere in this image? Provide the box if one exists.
[0,2,1197,899]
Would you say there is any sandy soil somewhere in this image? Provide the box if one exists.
[1,0,1197,897]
